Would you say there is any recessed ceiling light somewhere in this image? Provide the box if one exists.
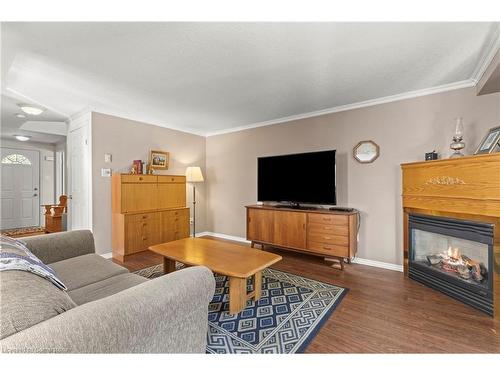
[15,113,27,118]
[14,135,31,142]
[18,104,44,115]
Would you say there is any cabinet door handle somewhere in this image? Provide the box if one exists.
[142,237,147,241]
[139,177,143,181]
[142,215,147,219]
[323,246,332,250]
[302,223,306,230]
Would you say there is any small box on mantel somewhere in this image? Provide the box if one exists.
[425,151,438,161]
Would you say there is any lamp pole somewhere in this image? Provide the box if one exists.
[192,183,196,238]
[185,166,204,238]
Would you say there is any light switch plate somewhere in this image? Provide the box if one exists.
[104,153,112,163]
[101,168,112,177]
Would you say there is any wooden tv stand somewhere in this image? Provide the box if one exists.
[246,205,358,269]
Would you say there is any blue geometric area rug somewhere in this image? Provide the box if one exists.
[135,265,347,353]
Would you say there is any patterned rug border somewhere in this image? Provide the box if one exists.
[134,264,348,353]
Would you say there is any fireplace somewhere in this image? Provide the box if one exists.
[408,214,494,315]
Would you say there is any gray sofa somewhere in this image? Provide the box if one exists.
[0,230,215,353]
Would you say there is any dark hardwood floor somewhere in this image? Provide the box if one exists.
[112,236,500,353]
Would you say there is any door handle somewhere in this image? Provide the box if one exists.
[33,193,38,197]
[34,187,38,191]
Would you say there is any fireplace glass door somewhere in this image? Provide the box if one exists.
[408,214,494,315]
[412,229,489,288]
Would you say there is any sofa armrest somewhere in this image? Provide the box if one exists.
[20,230,95,264]
[0,266,215,353]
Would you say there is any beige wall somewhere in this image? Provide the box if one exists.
[91,112,206,254]
[205,87,500,265]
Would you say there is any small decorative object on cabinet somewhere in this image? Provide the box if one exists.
[246,205,358,270]
[353,140,379,163]
[425,150,438,160]
[450,117,465,158]
[474,125,500,155]
[149,150,169,169]
[111,174,189,262]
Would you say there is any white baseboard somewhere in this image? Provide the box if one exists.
[197,231,251,243]
[350,257,403,272]
[100,252,113,259]
[198,231,403,272]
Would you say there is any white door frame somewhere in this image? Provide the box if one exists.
[67,110,93,231]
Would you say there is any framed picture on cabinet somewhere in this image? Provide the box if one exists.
[474,126,500,154]
[149,150,169,169]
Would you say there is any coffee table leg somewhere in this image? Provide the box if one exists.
[163,257,176,274]
[254,271,262,300]
[229,277,247,314]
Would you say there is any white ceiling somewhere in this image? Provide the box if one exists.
[2,22,499,136]
[0,94,67,144]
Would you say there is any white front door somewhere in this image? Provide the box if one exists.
[0,148,40,229]
[67,125,90,230]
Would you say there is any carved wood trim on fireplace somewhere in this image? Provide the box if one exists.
[401,153,500,320]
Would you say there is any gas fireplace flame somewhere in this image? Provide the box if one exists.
[447,246,461,260]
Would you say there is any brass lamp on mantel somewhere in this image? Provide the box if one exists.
[185,166,204,237]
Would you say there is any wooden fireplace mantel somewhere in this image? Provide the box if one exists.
[401,153,500,319]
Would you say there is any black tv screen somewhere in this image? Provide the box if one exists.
[258,150,336,205]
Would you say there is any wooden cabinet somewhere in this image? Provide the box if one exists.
[247,208,274,243]
[160,208,190,242]
[157,181,186,209]
[273,211,307,249]
[122,182,158,212]
[246,205,358,269]
[124,212,161,254]
[112,174,190,262]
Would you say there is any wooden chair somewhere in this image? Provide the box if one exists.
[43,195,68,233]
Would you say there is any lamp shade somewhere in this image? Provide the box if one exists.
[185,166,204,183]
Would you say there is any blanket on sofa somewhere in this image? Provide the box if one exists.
[0,235,67,290]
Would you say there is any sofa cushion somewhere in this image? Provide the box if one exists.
[49,254,128,291]
[0,270,77,339]
[68,273,147,305]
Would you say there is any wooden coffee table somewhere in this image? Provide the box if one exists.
[149,238,282,314]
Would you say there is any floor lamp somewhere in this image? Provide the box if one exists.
[185,166,204,237]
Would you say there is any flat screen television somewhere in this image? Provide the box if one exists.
[257,150,336,205]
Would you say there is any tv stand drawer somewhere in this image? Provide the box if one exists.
[308,213,347,225]
[307,241,348,257]
[308,233,348,246]
[308,223,349,236]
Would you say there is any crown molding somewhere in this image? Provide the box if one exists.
[471,27,500,84]
[206,79,476,137]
